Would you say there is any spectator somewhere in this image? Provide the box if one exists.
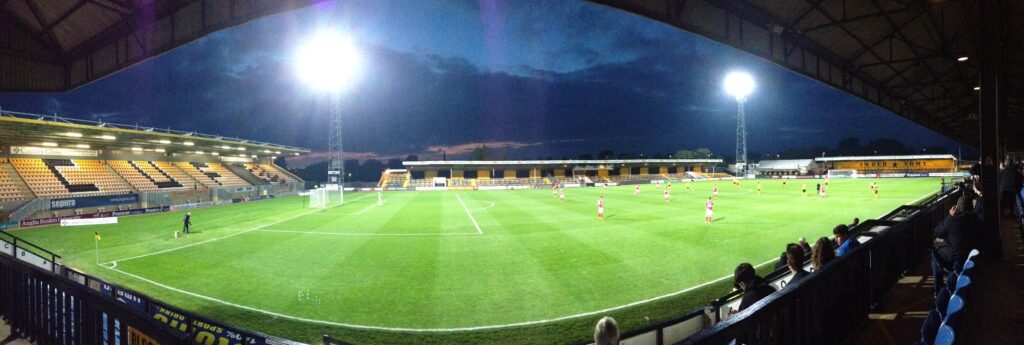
[594,316,619,345]
[774,251,788,270]
[785,244,810,286]
[811,237,836,271]
[733,262,777,312]
[798,237,812,257]
[833,224,860,256]
[850,217,860,228]
[1000,162,1015,214]
[931,195,971,293]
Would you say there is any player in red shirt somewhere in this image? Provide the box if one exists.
[597,196,605,219]
[705,197,714,224]
[713,184,719,199]
[819,185,826,199]
[663,187,670,203]
[552,183,558,197]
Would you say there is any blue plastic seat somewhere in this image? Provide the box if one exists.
[954,274,971,294]
[935,287,951,318]
[917,309,942,345]
[934,324,955,345]
[959,259,975,275]
[966,249,980,261]
[945,295,964,323]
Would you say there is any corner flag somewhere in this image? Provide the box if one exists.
[94,232,101,265]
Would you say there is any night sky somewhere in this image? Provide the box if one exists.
[0,0,963,168]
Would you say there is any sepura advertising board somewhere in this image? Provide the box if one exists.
[49,194,139,210]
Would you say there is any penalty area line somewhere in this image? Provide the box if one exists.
[455,193,483,235]
[103,206,328,266]
[101,258,776,332]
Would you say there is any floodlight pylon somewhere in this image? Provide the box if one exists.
[327,92,345,204]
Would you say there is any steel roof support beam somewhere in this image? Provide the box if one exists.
[978,0,1004,262]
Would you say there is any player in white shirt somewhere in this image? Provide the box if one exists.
[663,187,670,203]
[377,190,383,206]
[634,185,641,196]
[705,197,714,224]
[597,196,605,219]
[559,189,565,203]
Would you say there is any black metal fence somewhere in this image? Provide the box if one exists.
[0,253,189,345]
[0,230,302,345]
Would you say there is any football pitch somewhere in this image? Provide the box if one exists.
[13,178,943,344]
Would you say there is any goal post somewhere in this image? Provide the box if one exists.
[308,188,328,209]
[827,169,857,178]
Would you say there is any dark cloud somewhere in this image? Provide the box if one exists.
[0,0,963,164]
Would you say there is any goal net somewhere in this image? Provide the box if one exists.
[827,169,857,178]
[308,188,328,209]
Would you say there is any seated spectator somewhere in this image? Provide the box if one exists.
[593,316,619,345]
[811,236,836,271]
[785,244,809,286]
[774,251,788,270]
[833,224,860,256]
[931,195,970,293]
[850,217,860,227]
[733,262,777,312]
[798,237,812,256]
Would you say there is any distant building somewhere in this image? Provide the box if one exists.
[753,159,815,176]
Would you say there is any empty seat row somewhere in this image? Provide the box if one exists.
[917,249,980,345]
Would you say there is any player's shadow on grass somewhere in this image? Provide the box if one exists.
[712,217,725,223]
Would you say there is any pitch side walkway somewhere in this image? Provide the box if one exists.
[843,214,1024,345]
[0,319,30,345]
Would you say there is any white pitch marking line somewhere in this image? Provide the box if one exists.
[104,207,326,266]
[455,193,483,235]
[102,257,776,332]
[255,229,479,237]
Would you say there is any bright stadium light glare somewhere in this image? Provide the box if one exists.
[131,147,142,151]
[295,30,361,92]
[75,144,90,148]
[183,141,194,146]
[723,71,755,101]
[99,135,116,140]
[158,139,171,144]
[42,142,58,147]
[212,152,220,156]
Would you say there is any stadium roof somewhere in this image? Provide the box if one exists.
[814,154,955,162]
[0,0,312,92]
[0,110,309,156]
[404,159,722,168]
[591,1,1024,149]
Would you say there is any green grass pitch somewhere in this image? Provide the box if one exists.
[11,178,943,344]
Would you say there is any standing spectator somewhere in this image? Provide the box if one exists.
[182,212,192,234]
[733,262,777,312]
[833,224,860,256]
[1000,161,1016,214]
[594,316,619,345]
[785,244,810,286]
[798,237,812,257]
[812,237,836,271]
[931,196,970,293]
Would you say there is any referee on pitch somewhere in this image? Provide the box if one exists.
[183,212,192,234]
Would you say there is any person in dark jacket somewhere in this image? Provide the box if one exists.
[183,212,192,234]
[931,196,970,293]
[798,237,813,257]
[734,262,777,312]
[785,244,810,287]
